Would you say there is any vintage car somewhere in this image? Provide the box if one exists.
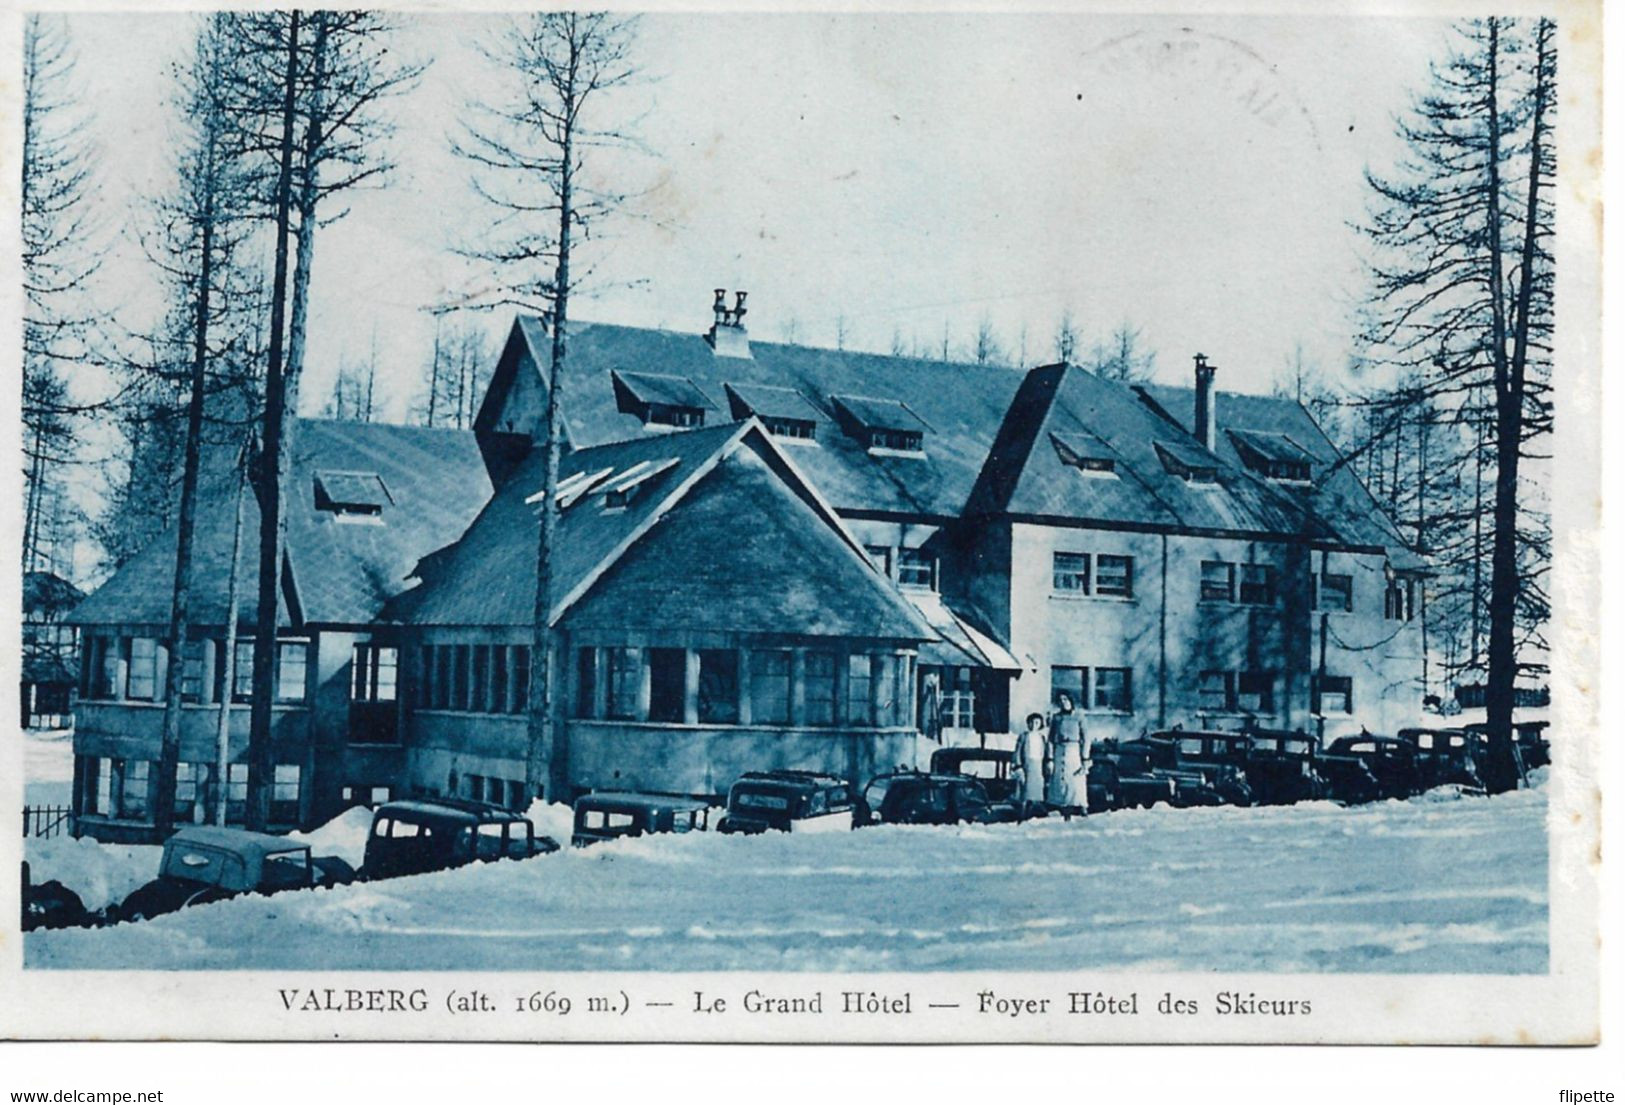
[1085,758,1179,812]
[928,747,1019,802]
[717,771,859,834]
[571,792,713,847]
[21,861,96,932]
[1098,736,1252,807]
[117,825,355,923]
[362,798,559,880]
[1463,720,1551,773]
[1160,730,1263,805]
[1325,734,1424,800]
[1398,727,1485,793]
[1233,728,1327,805]
[858,772,1026,827]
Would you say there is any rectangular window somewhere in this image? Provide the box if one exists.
[805,651,838,726]
[276,641,308,703]
[1095,554,1134,598]
[1050,665,1086,710]
[897,548,938,590]
[490,646,508,713]
[97,636,120,699]
[605,647,641,720]
[846,654,875,726]
[938,666,975,730]
[227,764,248,824]
[648,648,686,724]
[1238,564,1275,605]
[698,650,739,724]
[471,645,490,713]
[127,637,158,701]
[1200,560,1235,602]
[1314,675,1354,715]
[1385,578,1415,621]
[1318,573,1354,613]
[94,758,112,816]
[175,762,209,823]
[1238,671,1274,713]
[1199,670,1235,712]
[576,648,598,719]
[452,645,471,710]
[176,640,204,703]
[434,646,451,709]
[271,764,301,823]
[1093,667,1132,712]
[511,647,530,715]
[418,646,434,708]
[1053,552,1090,593]
[119,759,150,820]
[864,545,892,576]
[233,640,255,702]
[749,650,792,725]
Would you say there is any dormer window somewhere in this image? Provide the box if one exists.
[314,470,390,524]
[1050,432,1119,478]
[724,383,821,444]
[1155,442,1219,484]
[612,370,714,431]
[831,394,928,457]
[1229,430,1314,484]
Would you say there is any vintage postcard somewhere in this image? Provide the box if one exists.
[1,0,1603,1045]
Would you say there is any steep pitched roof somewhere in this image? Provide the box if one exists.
[480,317,1025,519]
[388,419,933,642]
[23,571,85,618]
[68,420,491,628]
[964,363,1414,554]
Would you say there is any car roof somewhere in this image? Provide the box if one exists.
[932,747,1011,761]
[376,798,527,825]
[166,825,308,857]
[735,770,847,789]
[578,791,712,812]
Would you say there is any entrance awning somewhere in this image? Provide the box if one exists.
[905,591,1025,671]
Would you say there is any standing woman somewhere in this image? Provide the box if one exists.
[1046,692,1087,813]
[1012,711,1048,809]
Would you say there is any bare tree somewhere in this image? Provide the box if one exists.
[1358,17,1555,789]
[1053,308,1079,365]
[457,12,645,802]
[21,14,100,576]
[972,314,1002,367]
[1088,321,1156,382]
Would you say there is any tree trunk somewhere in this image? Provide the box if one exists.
[246,11,303,831]
[155,119,219,837]
[526,26,578,805]
[215,450,249,826]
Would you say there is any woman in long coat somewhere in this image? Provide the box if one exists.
[1046,693,1086,812]
[1011,711,1048,807]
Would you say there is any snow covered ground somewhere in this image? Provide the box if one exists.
[23,727,74,808]
[25,782,1548,974]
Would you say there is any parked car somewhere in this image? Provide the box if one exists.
[362,798,559,880]
[1159,730,1260,806]
[1085,758,1178,812]
[21,861,95,932]
[717,771,859,834]
[858,772,1026,826]
[1098,736,1251,807]
[1463,720,1550,773]
[928,747,1018,802]
[1325,734,1424,800]
[1237,728,1328,805]
[117,825,355,923]
[571,792,713,847]
[1398,727,1485,793]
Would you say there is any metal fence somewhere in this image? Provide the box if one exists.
[22,805,73,839]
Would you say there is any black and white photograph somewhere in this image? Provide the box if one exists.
[2,0,1606,1054]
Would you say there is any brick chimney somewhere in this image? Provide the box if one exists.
[1193,353,1218,451]
[706,289,752,359]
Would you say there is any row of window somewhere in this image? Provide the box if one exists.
[1052,552,1134,598]
[79,635,311,705]
[1048,666,1356,716]
[418,644,532,715]
[81,756,300,824]
[576,646,914,729]
[1195,562,1416,621]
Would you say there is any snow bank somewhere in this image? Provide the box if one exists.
[288,806,375,869]
[523,799,577,845]
[24,728,75,807]
[24,836,158,913]
[28,785,1549,974]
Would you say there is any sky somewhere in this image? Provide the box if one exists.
[46,10,1452,582]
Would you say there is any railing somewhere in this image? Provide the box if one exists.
[22,805,74,839]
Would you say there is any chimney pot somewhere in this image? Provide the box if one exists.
[734,291,748,325]
[1193,353,1218,452]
